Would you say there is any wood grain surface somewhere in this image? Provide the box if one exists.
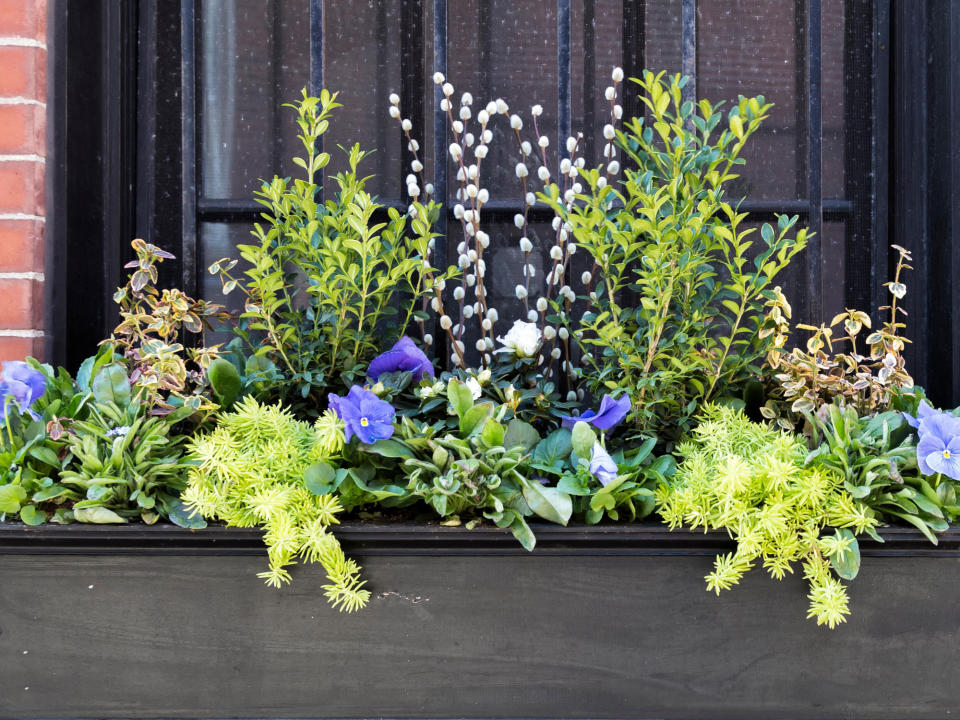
[1,536,958,719]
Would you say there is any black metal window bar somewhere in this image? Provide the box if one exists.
[179,0,887,343]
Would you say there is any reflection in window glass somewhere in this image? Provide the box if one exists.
[199,0,310,198]
[697,1,804,201]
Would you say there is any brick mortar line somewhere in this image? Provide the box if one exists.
[0,98,45,106]
[0,155,45,163]
[0,272,44,281]
[0,214,45,222]
[0,329,44,338]
[0,37,47,49]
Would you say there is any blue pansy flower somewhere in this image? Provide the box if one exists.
[0,361,46,419]
[902,400,937,430]
[561,393,631,431]
[915,412,960,480]
[328,385,396,444]
[589,442,619,486]
[367,337,435,382]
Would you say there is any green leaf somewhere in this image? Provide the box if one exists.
[166,500,207,529]
[570,421,598,458]
[887,510,939,545]
[828,529,860,580]
[18,504,45,525]
[485,509,536,551]
[28,446,61,468]
[0,484,27,513]
[447,379,475,418]
[304,462,338,495]
[521,479,572,525]
[208,358,243,409]
[533,428,573,467]
[73,506,128,524]
[503,419,541,452]
[92,365,131,408]
[459,402,494,437]
[479,418,505,448]
[76,355,96,392]
[32,483,70,502]
[362,438,414,459]
[557,475,591,496]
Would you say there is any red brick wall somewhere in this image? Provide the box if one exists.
[0,0,46,361]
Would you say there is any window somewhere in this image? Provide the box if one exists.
[49,1,960,405]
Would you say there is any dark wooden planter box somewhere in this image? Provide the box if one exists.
[1,522,958,719]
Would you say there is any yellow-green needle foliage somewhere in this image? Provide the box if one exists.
[656,405,877,628]
[182,397,369,612]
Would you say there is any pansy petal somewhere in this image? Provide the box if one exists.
[925,451,960,481]
[591,394,631,430]
[589,442,619,486]
[560,409,597,429]
[1,361,45,405]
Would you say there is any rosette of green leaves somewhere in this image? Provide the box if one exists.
[530,420,675,525]
[0,359,88,524]
[57,363,199,526]
[805,403,959,544]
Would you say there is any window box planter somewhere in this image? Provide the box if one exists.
[1,523,957,719]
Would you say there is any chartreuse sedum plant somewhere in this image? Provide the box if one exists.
[656,405,877,628]
[542,71,807,441]
[210,90,457,411]
[181,397,370,612]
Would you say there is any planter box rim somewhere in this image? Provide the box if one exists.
[1,520,958,557]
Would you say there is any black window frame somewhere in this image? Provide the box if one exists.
[46,0,960,407]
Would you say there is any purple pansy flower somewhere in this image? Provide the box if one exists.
[328,385,396,444]
[915,412,960,480]
[0,361,46,419]
[589,442,619,486]
[561,393,631,431]
[367,337,435,382]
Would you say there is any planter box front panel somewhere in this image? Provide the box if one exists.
[0,525,957,719]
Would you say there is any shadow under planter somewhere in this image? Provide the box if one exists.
[0,523,958,719]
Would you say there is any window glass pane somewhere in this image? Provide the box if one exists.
[570,0,631,166]
[323,0,403,200]
[198,0,310,198]
[646,0,684,76]
[697,1,804,201]
[822,0,846,199]
[446,0,558,203]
